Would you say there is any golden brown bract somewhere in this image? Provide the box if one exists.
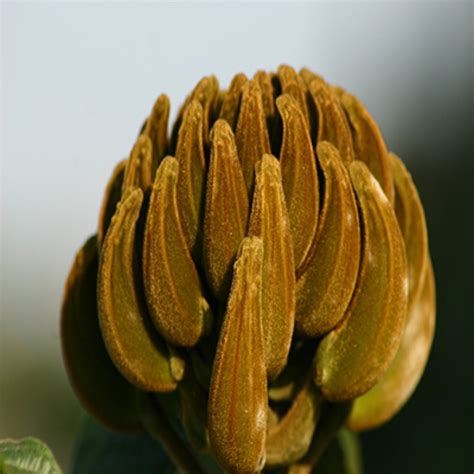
[219,73,248,129]
[348,259,435,431]
[97,159,126,248]
[204,119,249,302]
[144,94,170,173]
[338,91,395,203]
[277,94,319,271]
[315,161,408,401]
[175,100,207,256]
[235,79,272,195]
[347,155,434,431]
[143,157,211,347]
[208,237,267,473]
[266,378,322,467]
[296,142,360,337]
[308,77,355,164]
[97,189,177,392]
[248,155,296,380]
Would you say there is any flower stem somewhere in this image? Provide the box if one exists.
[138,391,206,473]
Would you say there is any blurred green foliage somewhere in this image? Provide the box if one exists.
[0,437,61,474]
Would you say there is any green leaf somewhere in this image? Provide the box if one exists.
[71,416,174,474]
[0,437,61,474]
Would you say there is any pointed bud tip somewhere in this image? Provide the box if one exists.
[210,118,233,143]
[184,99,203,120]
[238,236,264,262]
[158,155,179,176]
[349,160,388,203]
[316,141,339,164]
[259,153,281,174]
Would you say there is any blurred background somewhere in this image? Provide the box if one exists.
[1,2,472,473]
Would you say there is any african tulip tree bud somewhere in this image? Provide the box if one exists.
[61,65,435,473]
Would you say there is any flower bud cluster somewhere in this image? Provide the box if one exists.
[61,66,435,473]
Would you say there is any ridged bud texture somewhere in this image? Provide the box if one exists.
[61,66,435,473]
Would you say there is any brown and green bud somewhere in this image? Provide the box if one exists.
[61,66,435,473]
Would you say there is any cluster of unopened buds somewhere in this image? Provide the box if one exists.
[62,65,435,473]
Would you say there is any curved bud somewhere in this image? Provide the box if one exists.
[348,259,435,431]
[187,75,220,145]
[296,142,360,337]
[278,64,310,125]
[235,79,271,195]
[143,157,211,347]
[61,235,141,432]
[122,134,153,193]
[347,154,434,430]
[254,70,278,147]
[208,237,267,473]
[175,100,206,255]
[299,67,324,87]
[266,378,322,467]
[308,78,355,164]
[277,94,319,271]
[171,75,219,151]
[204,119,249,301]
[219,73,248,130]
[315,161,408,401]
[339,91,395,203]
[144,94,170,173]
[248,154,296,379]
[390,152,429,308]
[254,70,276,122]
[97,159,126,248]
[98,189,177,392]
[194,75,220,143]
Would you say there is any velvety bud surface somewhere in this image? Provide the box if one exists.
[61,66,435,473]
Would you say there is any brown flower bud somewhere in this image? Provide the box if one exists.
[61,66,435,473]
